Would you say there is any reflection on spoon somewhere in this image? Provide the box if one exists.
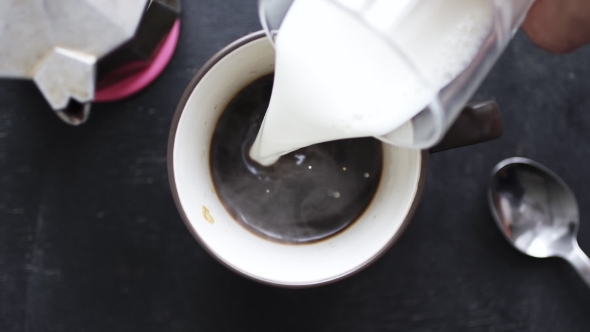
[489,157,590,288]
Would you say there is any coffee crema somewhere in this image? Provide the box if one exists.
[210,75,383,244]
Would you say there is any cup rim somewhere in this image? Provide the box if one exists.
[167,30,430,288]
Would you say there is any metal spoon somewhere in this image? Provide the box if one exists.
[489,157,590,287]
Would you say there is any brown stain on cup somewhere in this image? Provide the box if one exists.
[202,206,214,224]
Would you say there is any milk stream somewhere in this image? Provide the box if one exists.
[250,0,494,166]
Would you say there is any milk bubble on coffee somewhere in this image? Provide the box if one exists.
[250,0,494,166]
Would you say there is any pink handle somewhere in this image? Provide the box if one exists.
[95,19,181,103]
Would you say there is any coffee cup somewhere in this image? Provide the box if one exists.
[168,31,502,287]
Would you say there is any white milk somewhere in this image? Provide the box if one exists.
[250,0,494,166]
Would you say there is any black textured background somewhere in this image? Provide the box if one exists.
[1,1,590,331]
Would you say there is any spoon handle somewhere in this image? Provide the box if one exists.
[566,243,590,288]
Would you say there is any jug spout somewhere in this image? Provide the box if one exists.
[259,0,295,44]
[55,102,91,126]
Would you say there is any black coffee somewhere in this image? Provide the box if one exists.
[210,75,383,244]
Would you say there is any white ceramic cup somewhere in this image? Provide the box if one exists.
[168,31,500,287]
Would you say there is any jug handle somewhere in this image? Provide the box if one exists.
[430,100,502,153]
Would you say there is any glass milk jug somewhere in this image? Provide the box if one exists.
[259,0,535,149]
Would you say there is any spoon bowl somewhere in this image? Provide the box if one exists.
[489,157,590,287]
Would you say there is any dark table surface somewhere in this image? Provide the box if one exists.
[2,1,590,331]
